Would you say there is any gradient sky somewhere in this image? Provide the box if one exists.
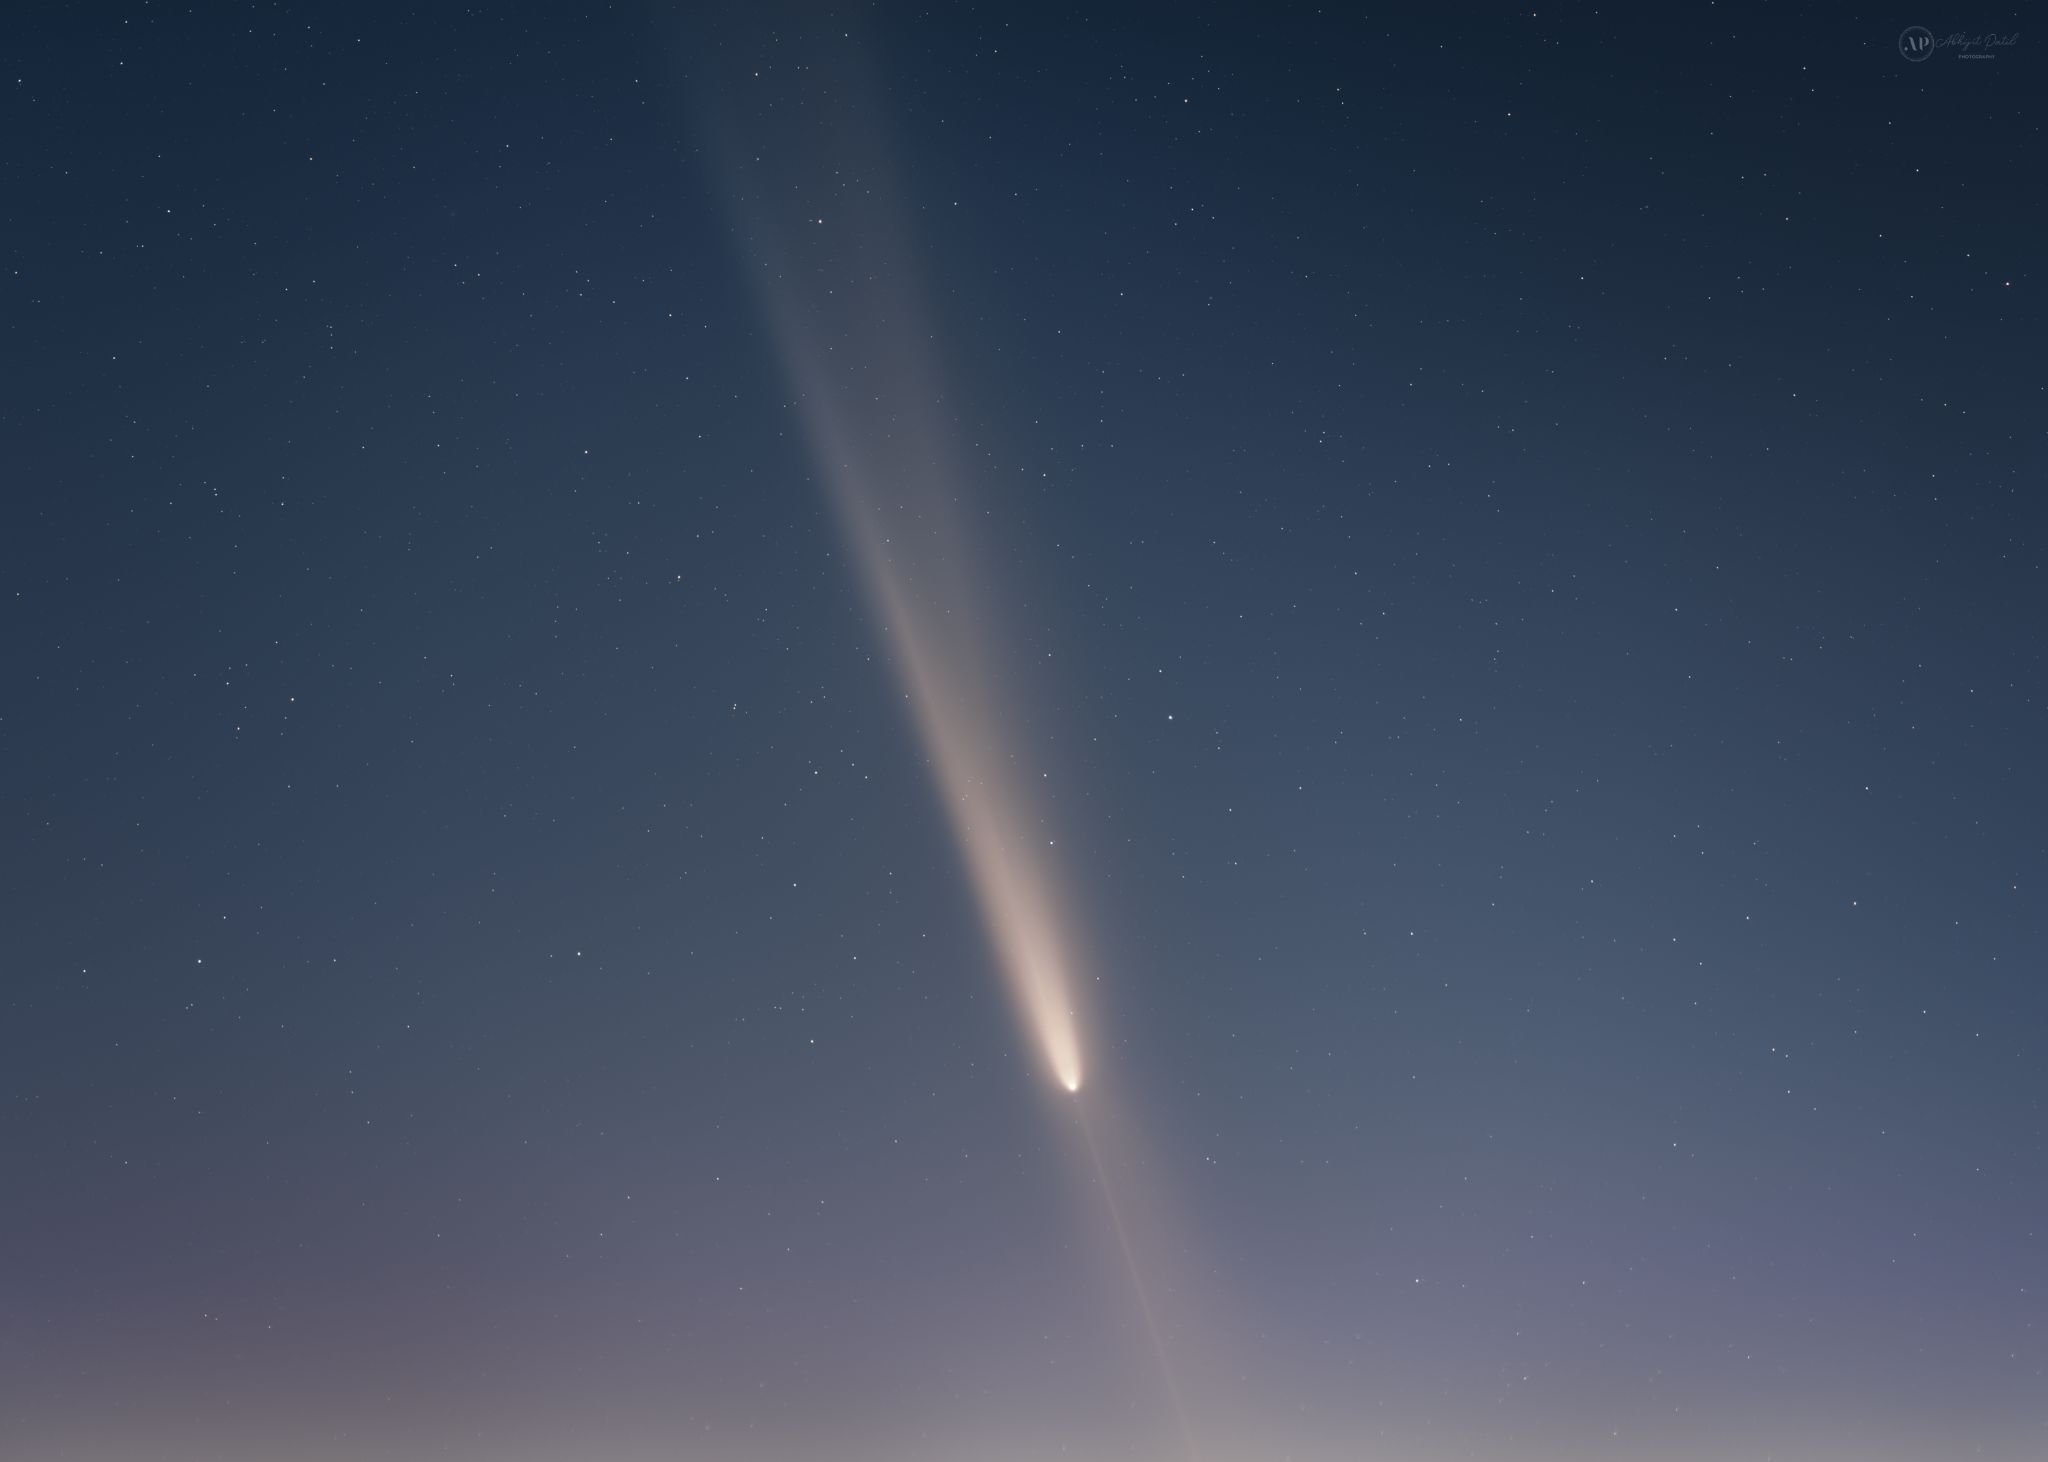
[4,5,2043,1461]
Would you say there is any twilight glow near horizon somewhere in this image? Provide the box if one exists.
[6,5,2045,1462]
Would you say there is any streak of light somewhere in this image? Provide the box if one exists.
[713,57,1086,1097]
[1076,1093,1199,1462]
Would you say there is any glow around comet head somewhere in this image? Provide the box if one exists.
[715,60,1090,1098]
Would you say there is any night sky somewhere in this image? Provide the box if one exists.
[5,6,2043,1462]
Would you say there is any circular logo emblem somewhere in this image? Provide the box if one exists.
[1899,25,1935,61]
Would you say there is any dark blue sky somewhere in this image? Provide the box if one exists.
[4,6,2041,1461]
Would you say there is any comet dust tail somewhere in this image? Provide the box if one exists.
[709,48,1088,1099]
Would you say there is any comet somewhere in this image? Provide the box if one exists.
[701,33,1198,1459]
[827,490,1089,1098]
[709,51,1087,1099]
[749,235,1088,1099]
